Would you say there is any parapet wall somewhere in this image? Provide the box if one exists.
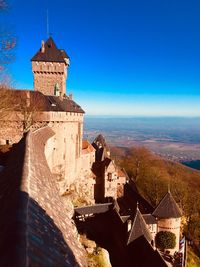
[0,126,87,266]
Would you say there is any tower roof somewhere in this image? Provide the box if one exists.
[127,207,153,245]
[92,134,110,161]
[152,191,182,219]
[31,37,69,63]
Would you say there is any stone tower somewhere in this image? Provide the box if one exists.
[152,191,182,253]
[31,37,70,96]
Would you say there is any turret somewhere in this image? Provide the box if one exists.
[31,37,70,97]
[152,191,182,253]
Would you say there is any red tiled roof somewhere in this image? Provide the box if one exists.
[82,140,95,154]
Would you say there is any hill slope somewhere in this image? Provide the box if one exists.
[111,146,200,252]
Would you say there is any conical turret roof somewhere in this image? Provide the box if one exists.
[152,191,182,219]
[127,207,153,245]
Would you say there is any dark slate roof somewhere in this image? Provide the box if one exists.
[152,191,182,219]
[117,183,154,216]
[74,203,113,216]
[93,134,107,148]
[143,214,157,225]
[127,236,168,267]
[92,134,110,161]
[127,208,153,245]
[47,95,84,113]
[5,90,84,114]
[120,215,130,223]
[31,37,69,63]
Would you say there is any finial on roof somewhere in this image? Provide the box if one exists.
[136,202,139,210]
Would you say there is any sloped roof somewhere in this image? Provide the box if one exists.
[31,37,69,63]
[82,140,95,154]
[4,90,84,114]
[127,207,153,245]
[127,236,168,267]
[143,214,157,225]
[93,134,107,148]
[74,203,113,216]
[47,95,84,113]
[152,191,182,219]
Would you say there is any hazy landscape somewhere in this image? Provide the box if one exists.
[84,116,200,166]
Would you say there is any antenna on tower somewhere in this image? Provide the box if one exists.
[46,9,49,38]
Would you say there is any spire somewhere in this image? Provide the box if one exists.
[127,207,153,245]
[152,191,182,219]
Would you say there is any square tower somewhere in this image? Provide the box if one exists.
[31,37,70,96]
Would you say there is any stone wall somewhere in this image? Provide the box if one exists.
[0,111,84,192]
[157,218,181,252]
[32,61,68,96]
[0,126,88,266]
[44,112,84,191]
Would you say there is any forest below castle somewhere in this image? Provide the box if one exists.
[84,116,200,258]
[110,146,200,257]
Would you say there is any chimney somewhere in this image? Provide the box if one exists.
[69,93,73,100]
[41,40,45,53]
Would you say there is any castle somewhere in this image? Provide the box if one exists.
[0,37,183,265]
[0,37,126,201]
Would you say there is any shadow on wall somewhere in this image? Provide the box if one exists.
[0,135,78,267]
[17,193,78,267]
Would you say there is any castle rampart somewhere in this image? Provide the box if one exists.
[0,126,87,266]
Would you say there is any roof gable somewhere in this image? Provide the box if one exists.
[127,208,153,245]
[31,37,69,63]
[152,191,182,219]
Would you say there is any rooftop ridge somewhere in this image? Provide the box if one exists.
[127,207,153,245]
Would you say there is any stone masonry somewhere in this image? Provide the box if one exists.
[32,61,67,96]
[31,37,70,97]
[0,126,88,266]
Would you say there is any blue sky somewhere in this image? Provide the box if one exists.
[4,0,200,116]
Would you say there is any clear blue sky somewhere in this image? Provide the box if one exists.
[4,0,200,116]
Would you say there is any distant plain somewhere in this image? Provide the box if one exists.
[84,116,200,164]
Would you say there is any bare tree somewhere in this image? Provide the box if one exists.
[0,0,16,123]
[0,0,16,72]
[0,85,13,122]
[15,91,46,133]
